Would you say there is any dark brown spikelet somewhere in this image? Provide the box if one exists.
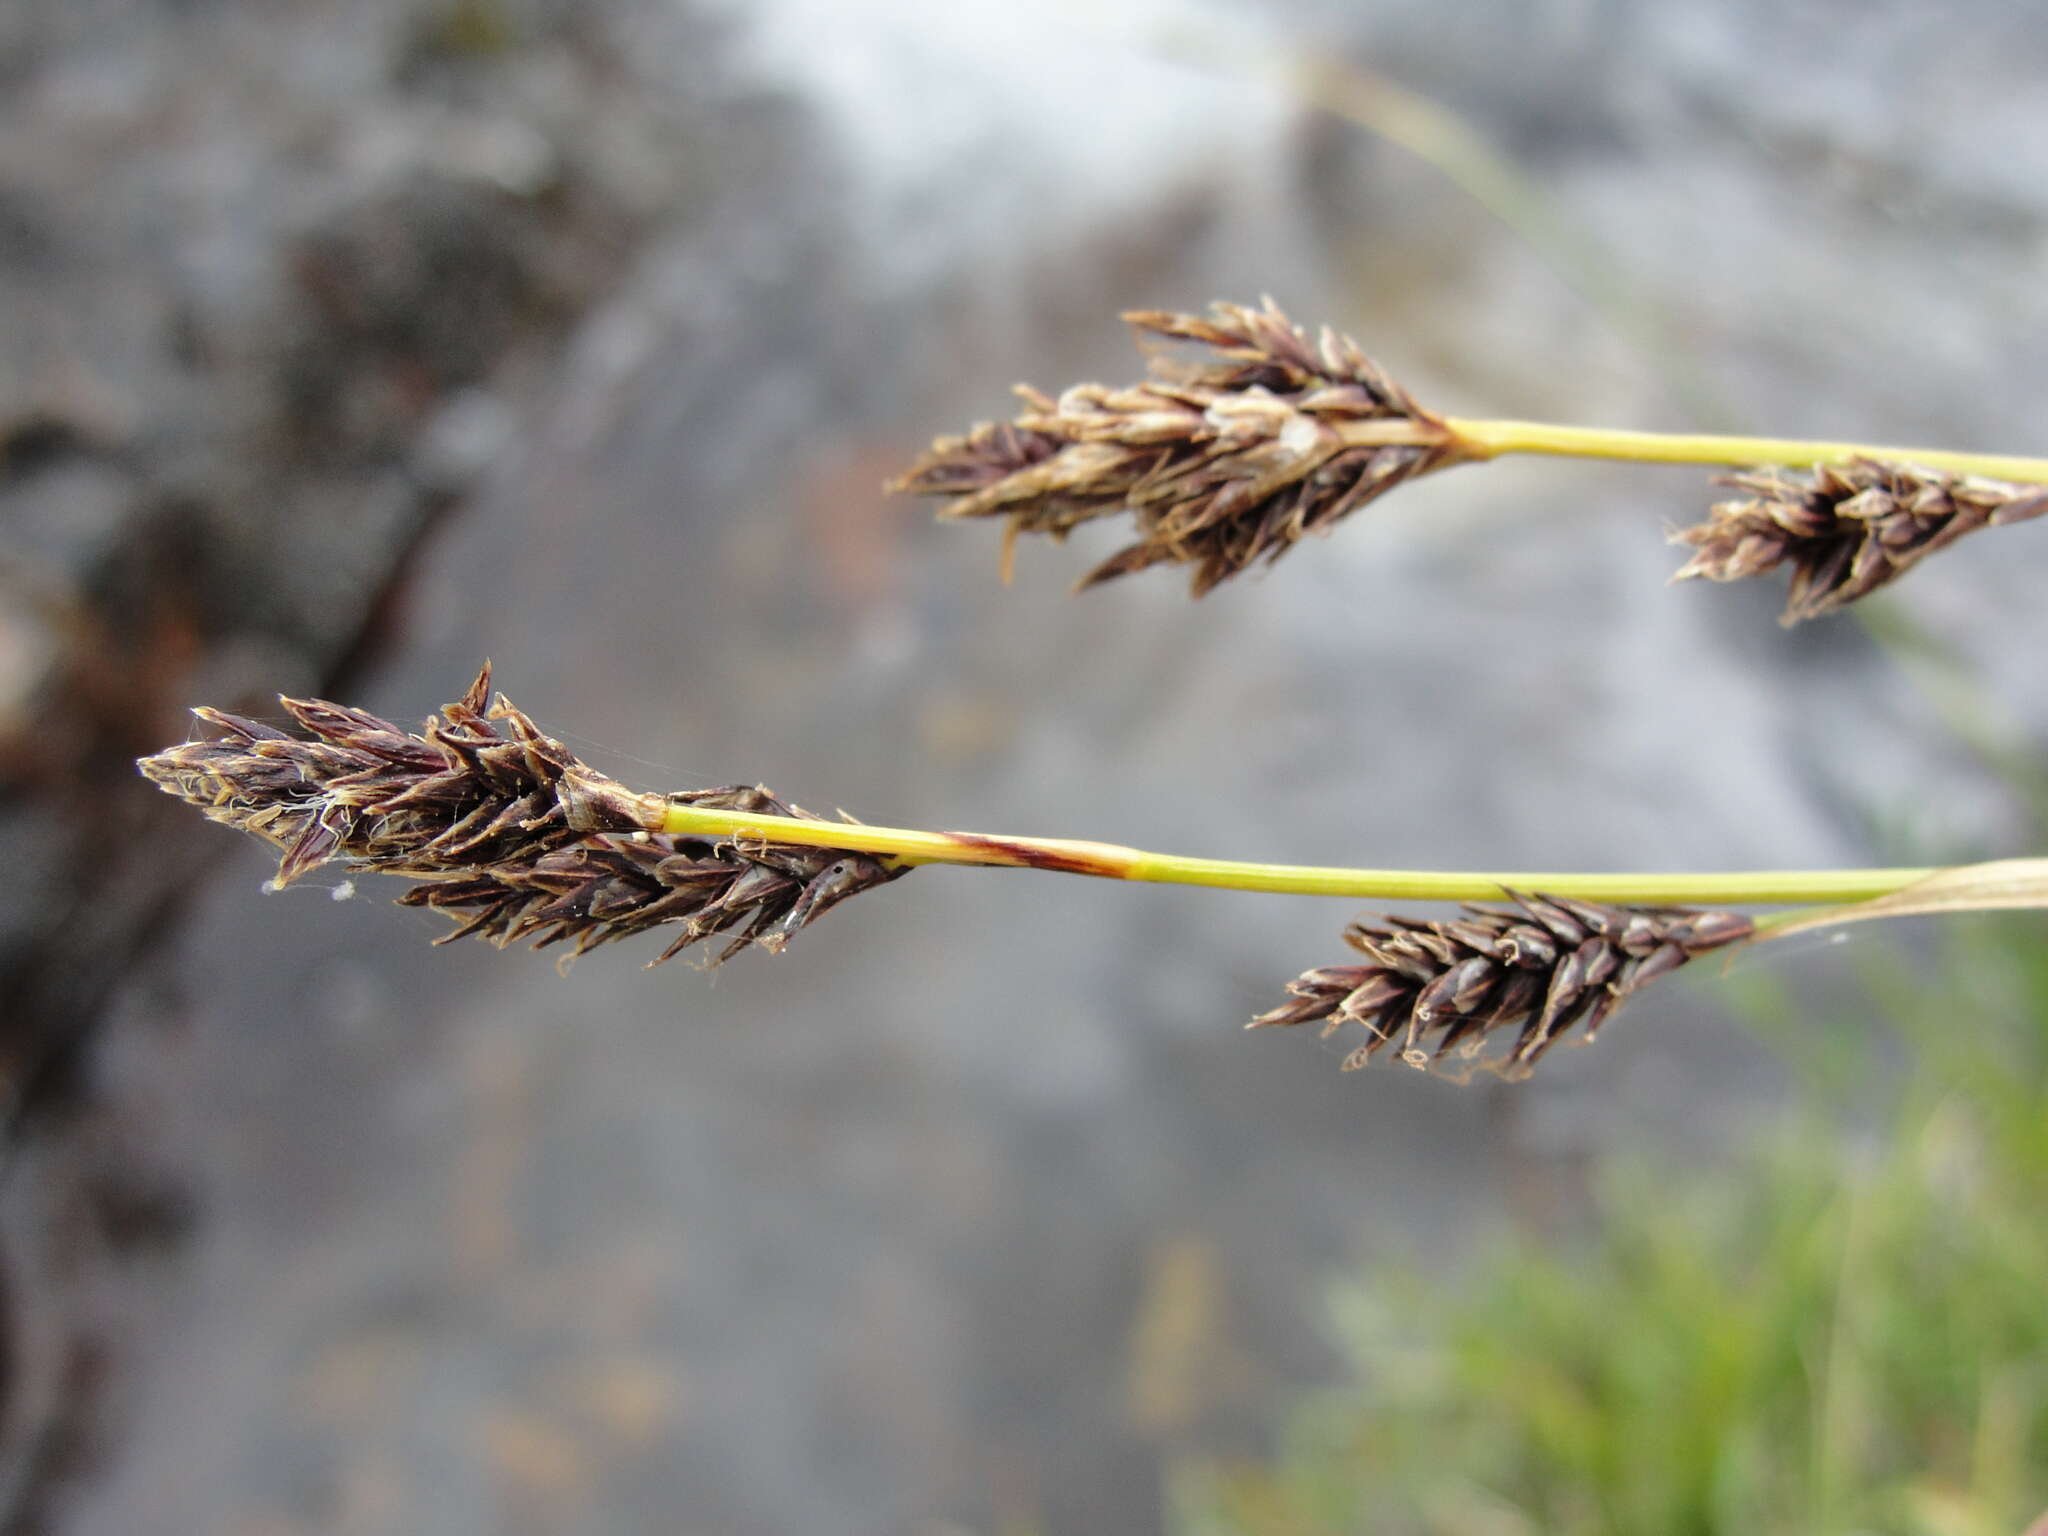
[1249,893,1753,1081]
[889,296,1465,595]
[137,666,905,966]
[1671,458,2048,625]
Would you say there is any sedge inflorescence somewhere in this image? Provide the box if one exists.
[138,666,904,966]
[890,296,1462,594]
[1251,893,1753,1080]
[1671,458,2048,625]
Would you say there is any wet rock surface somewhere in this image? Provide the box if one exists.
[7,1,2048,1531]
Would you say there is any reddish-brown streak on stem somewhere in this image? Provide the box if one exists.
[940,833,1125,878]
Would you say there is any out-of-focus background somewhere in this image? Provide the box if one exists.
[3,1,2045,1531]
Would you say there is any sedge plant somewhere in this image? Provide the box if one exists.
[141,299,2048,1084]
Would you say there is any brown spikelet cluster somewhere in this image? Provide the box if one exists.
[890,297,1465,594]
[1671,458,2048,625]
[137,666,904,965]
[1249,893,1753,1080]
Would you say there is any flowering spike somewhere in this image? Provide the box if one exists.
[890,298,1463,594]
[1250,893,1753,1081]
[138,669,905,965]
[1671,458,2048,624]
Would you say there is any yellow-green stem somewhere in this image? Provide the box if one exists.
[1439,417,2048,483]
[656,800,1931,908]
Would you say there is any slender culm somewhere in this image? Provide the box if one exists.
[139,670,1998,1085]
[898,304,2048,617]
